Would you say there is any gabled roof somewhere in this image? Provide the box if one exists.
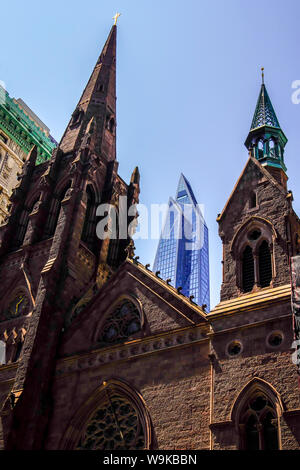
[217,156,287,223]
[63,258,208,340]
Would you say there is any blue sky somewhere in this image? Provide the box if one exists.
[2,0,300,308]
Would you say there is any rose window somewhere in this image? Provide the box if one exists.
[98,300,141,345]
[76,394,145,450]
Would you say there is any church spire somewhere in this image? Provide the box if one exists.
[245,70,288,184]
[59,24,117,160]
[250,70,280,130]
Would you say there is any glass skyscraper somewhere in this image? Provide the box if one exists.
[153,174,210,310]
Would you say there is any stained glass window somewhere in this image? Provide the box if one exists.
[76,394,145,450]
[98,300,141,345]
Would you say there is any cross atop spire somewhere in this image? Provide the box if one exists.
[113,13,121,25]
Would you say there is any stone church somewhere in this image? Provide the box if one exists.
[0,24,299,450]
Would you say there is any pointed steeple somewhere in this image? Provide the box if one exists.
[59,25,117,160]
[245,70,288,184]
[250,83,280,130]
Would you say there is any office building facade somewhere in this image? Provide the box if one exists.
[153,174,210,309]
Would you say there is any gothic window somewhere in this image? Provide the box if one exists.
[257,139,264,158]
[258,240,272,288]
[45,182,71,237]
[107,116,115,133]
[233,218,275,294]
[249,192,257,209]
[15,197,39,247]
[76,393,145,450]
[242,246,255,293]
[98,300,142,346]
[239,393,279,450]
[81,185,96,251]
[70,108,83,127]
[248,229,261,241]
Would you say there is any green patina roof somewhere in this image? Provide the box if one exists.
[251,83,280,130]
[245,80,288,174]
[0,85,56,165]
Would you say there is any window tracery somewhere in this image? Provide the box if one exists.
[232,217,275,294]
[98,300,141,346]
[76,393,145,450]
[239,393,279,450]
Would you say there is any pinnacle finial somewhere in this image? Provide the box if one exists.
[261,67,264,84]
[113,12,121,25]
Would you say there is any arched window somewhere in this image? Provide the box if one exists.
[70,108,83,127]
[98,300,142,346]
[107,116,115,133]
[81,185,96,251]
[242,246,255,293]
[45,182,71,237]
[259,240,272,288]
[15,197,39,247]
[240,393,279,450]
[60,379,153,450]
[249,192,257,209]
[76,392,146,450]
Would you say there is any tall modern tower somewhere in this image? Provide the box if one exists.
[153,174,210,310]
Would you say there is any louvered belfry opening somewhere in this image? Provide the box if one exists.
[259,240,272,287]
[242,245,255,292]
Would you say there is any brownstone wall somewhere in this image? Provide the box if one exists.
[210,303,300,449]
[219,159,291,301]
[46,342,211,450]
